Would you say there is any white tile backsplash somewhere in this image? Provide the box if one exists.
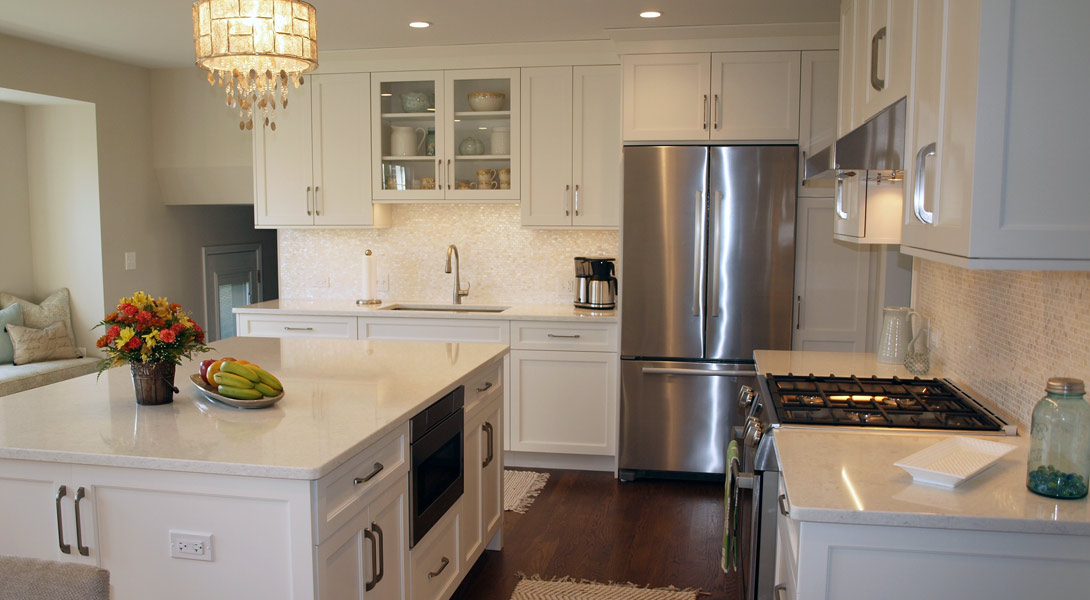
[914,260,1090,428]
[278,203,618,305]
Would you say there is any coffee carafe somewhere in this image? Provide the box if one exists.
[574,257,617,310]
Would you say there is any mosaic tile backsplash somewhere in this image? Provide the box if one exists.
[914,260,1090,429]
[279,203,618,305]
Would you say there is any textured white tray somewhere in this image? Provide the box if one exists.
[894,437,1017,488]
[189,374,283,409]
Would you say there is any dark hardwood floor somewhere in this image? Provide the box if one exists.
[451,469,741,600]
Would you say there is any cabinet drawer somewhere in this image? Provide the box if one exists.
[511,320,617,352]
[463,361,503,418]
[237,313,358,339]
[358,317,509,345]
[313,425,408,543]
[411,502,461,600]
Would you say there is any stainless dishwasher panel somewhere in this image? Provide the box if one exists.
[619,360,755,477]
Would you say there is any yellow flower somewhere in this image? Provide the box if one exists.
[142,330,159,350]
[132,291,149,306]
[116,327,135,349]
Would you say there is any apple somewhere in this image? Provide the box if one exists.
[199,359,216,386]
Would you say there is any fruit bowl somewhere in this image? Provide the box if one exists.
[190,374,283,409]
[468,91,505,111]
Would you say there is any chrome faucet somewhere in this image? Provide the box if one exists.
[444,244,470,304]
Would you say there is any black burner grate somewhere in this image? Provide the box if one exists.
[765,374,1004,431]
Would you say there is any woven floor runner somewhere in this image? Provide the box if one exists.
[503,470,550,513]
[510,576,700,600]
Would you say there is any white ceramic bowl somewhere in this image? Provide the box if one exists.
[468,92,505,112]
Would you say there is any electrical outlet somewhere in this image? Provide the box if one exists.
[558,277,574,295]
[376,274,390,293]
[124,252,136,271]
[169,531,213,561]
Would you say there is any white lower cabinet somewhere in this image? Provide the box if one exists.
[410,502,461,600]
[460,392,503,569]
[236,313,358,340]
[316,475,409,600]
[509,321,618,455]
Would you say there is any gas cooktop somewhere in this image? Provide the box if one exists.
[764,374,1007,432]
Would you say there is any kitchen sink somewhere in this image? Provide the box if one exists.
[379,303,510,313]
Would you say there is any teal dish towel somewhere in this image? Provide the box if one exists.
[722,440,740,573]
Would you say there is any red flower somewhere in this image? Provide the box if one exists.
[171,323,185,335]
[95,336,109,348]
[195,326,205,344]
[169,303,181,312]
[136,311,153,327]
[120,303,138,317]
[105,312,119,322]
[152,318,166,328]
[158,329,176,343]
[106,325,121,340]
[125,336,142,350]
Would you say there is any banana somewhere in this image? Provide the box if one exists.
[255,382,279,397]
[221,361,260,382]
[251,366,283,391]
[213,371,254,389]
[217,385,263,400]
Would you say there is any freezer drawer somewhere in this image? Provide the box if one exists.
[619,360,754,477]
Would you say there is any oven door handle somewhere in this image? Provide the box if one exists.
[727,456,757,576]
[642,367,757,377]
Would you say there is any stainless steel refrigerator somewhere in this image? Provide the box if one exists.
[619,145,797,479]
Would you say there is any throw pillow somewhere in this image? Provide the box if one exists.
[0,288,76,349]
[0,303,23,364]
[6,322,79,366]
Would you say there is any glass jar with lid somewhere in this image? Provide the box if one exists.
[1026,377,1090,499]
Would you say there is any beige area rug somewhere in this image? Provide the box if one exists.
[511,576,700,600]
[503,470,550,513]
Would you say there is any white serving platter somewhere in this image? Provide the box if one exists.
[894,436,1017,488]
[189,374,283,409]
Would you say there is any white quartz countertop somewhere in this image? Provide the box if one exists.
[233,299,618,322]
[0,337,507,480]
[775,428,1090,535]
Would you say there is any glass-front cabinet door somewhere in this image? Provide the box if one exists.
[372,71,444,201]
[372,68,519,202]
[444,68,519,201]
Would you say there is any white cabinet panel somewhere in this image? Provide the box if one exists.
[799,50,839,198]
[622,53,711,141]
[0,460,79,562]
[511,321,617,352]
[356,318,508,345]
[237,313,358,339]
[571,66,621,228]
[510,350,617,455]
[520,66,573,226]
[793,197,873,352]
[410,502,460,600]
[254,82,313,226]
[710,51,801,141]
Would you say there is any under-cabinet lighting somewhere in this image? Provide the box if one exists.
[478,126,487,130]
[409,21,431,28]
[640,11,662,19]
[380,93,392,97]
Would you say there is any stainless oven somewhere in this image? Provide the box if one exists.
[409,385,464,548]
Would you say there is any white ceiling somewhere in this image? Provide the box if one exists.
[0,0,838,69]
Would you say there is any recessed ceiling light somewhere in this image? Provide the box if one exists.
[639,11,662,19]
[409,21,431,28]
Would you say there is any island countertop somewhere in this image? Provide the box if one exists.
[234,298,618,322]
[0,337,507,480]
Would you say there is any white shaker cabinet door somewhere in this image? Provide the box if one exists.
[0,460,82,563]
[520,66,574,226]
[311,74,375,227]
[622,53,711,141]
[253,82,313,226]
[710,51,801,141]
[572,65,621,228]
[799,50,839,198]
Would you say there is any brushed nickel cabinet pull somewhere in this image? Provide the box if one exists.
[306,185,312,216]
[482,422,495,468]
[372,522,385,586]
[564,184,571,216]
[283,326,315,331]
[703,94,709,130]
[364,528,379,591]
[314,186,321,216]
[714,94,720,129]
[547,333,581,339]
[74,486,89,556]
[428,556,450,579]
[870,26,887,91]
[574,184,581,216]
[778,493,790,517]
[55,485,70,554]
[353,462,384,485]
[476,381,493,393]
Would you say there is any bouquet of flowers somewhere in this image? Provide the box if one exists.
[94,291,211,375]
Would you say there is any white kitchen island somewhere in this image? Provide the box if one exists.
[0,336,507,600]
[754,350,1090,599]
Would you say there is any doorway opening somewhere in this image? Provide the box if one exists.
[202,243,263,341]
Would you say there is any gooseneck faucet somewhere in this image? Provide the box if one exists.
[444,244,470,304]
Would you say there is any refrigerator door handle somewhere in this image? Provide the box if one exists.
[642,367,758,377]
[709,189,723,318]
[692,190,707,317]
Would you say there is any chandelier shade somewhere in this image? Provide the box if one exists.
[192,0,319,131]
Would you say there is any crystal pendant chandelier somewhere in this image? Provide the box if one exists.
[192,0,318,131]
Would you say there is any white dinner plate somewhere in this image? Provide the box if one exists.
[894,436,1017,488]
[189,374,283,409]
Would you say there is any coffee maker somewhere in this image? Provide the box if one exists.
[574,257,618,310]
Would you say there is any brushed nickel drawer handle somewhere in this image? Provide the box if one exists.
[74,486,89,556]
[476,381,493,393]
[353,462,384,485]
[547,334,581,339]
[482,422,495,468]
[55,485,70,554]
[778,493,790,517]
[775,583,788,600]
[428,556,450,579]
[284,326,315,331]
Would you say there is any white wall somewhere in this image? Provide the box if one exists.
[25,104,105,352]
[0,103,34,299]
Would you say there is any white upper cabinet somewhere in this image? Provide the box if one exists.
[710,51,801,141]
[799,50,839,198]
[254,74,388,228]
[372,68,520,203]
[853,0,913,124]
[521,65,621,228]
[902,0,1090,269]
[623,52,801,142]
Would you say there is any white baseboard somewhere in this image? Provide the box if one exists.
[503,451,616,474]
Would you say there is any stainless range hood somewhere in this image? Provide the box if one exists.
[803,96,907,181]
